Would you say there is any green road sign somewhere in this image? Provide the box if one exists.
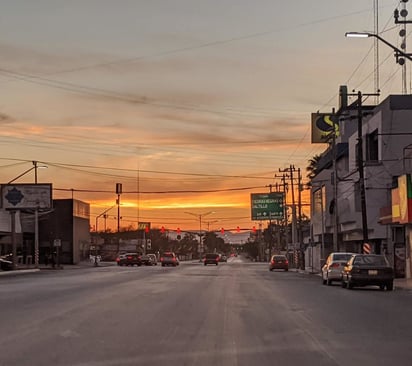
[251,192,284,220]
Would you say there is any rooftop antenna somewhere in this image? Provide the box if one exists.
[374,0,380,103]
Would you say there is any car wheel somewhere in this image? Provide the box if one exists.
[161,264,165,267]
[386,282,394,291]
[204,263,207,266]
[326,276,332,286]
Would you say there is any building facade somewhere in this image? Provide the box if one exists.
[40,199,90,265]
[309,94,412,278]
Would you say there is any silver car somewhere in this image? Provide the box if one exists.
[322,252,355,285]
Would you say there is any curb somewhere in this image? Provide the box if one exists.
[0,269,40,277]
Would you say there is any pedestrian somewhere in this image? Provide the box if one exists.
[44,253,49,266]
[51,252,56,268]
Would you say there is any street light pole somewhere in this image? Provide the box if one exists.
[33,161,40,268]
[184,211,215,258]
[345,32,412,63]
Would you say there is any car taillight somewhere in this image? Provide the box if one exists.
[271,260,275,264]
[172,258,176,262]
[116,257,120,262]
[285,260,289,265]
[331,263,340,268]
[127,256,132,260]
[160,257,164,262]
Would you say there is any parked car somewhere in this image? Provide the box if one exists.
[219,254,227,262]
[341,254,394,291]
[116,253,142,266]
[269,254,289,271]
[0,254,13,271]
[148,253,158,265]
[160,252,179,267]
[203,253,219,266]
[321,252,355,285]
[141,254,157,266]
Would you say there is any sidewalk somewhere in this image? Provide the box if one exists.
[0,261,116,277]
[394,278,412,290]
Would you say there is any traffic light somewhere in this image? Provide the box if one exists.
[177,227,181,234]
[161,226,165,234]
[145,225,150,233]
[236,226,240,232]
[221,228,225,234]
[252,226,257,233]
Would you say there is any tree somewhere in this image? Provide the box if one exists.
[203,232,225,253]
[306,154,322,185]
[243,240,259,260]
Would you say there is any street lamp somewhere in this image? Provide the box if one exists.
[184,211,215,258]
[205,220,219,231]
[7,161,48,269]
[95,205,116,233]
[345,32,412,63]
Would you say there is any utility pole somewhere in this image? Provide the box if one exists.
[267,184,273,259]
[279,166,299,266]
[347,90,379,251]
[116,183,122,233]
[297,167,303,244]
[332,110,339,252]
[274,174,289,254]
[116,183,122,253]
[357,91,369,247]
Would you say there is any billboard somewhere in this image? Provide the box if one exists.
[1,184,52,210]
[251,192,284,220]
[392,174,412,224]
[311,113,340,143]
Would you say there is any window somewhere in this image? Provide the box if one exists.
[366,129,379,162]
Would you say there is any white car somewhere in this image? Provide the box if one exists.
[322,252,355,285]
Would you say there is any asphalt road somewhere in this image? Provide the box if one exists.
[1,257,412,366]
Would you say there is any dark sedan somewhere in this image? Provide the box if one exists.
[0,254,13,271]
[116,253,142,266]
[203,253,219,266]
[341,254,394,291]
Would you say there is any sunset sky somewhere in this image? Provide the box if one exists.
[0,1,407,232]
